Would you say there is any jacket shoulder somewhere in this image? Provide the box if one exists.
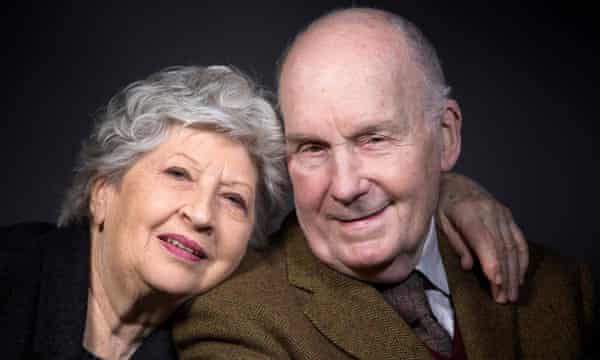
[0,222,56,252]
[197,214,299,302]
[525,242,593,305]
[175,214,341,358]
[518,242,595,358]
[0,222,56,357]
[186,244,289,310]
[0,221,56,276]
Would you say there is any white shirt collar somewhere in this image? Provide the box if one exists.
[415,217,450,296]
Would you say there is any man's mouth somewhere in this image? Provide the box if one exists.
[330,201,391,223]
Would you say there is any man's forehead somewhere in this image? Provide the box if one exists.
[280,25,420,108]
[280,69,417,127]
[283,31,409,82]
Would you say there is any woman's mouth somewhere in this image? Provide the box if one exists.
[158,233,207,262]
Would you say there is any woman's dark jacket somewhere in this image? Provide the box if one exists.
[0,222,177,359]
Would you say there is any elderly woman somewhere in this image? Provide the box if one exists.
[2,65,526,359]
[5,65,287,359]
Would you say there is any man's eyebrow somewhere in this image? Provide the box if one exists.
[285,119,408,143]
[349,119,409,138]
[285,133,321,144]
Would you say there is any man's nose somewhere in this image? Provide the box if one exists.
[329,149,367,205]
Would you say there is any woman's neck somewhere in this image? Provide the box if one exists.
[84,233,183,359]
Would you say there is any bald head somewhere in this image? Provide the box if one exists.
[289,8,414,64]
[278,8,450,123]
[287,8,415,71]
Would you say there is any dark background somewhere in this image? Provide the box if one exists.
[3,1,598,283]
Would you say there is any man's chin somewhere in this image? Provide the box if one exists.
[335,257,393,282]
[336,249,418,284]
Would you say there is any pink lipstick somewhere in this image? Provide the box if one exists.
[158,233,207,263]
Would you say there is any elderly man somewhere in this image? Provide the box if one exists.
[175,8,594,359]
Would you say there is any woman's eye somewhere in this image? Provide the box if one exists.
[224,193,248,211]
[165,167,190,180]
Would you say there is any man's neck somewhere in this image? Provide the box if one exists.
[416,217,450,295]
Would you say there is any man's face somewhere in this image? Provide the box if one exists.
[279,24,457,282]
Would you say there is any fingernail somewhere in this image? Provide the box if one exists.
[495,274,503,285]
[497,293,506,303]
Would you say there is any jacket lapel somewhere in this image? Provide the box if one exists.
[285,219,432,360]
[438,229,517,359]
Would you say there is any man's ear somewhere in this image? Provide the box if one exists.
[440,99,462,171]
[89,177,112,228]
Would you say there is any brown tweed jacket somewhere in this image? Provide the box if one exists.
[174,214,595,359]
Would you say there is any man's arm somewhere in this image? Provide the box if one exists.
[437,173,528,303]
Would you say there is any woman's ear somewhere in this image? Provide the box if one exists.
[440,99,462,171]
[89,177,112,229]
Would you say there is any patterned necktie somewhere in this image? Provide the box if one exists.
[381,271,453,357]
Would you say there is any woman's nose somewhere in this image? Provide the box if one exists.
[181,193,215,235]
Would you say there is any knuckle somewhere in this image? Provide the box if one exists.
[504,239,516,252]
[488,261,502,276]
[517,233,528,248]
[503,206,513,218]
[496,243,507,258]
[482,204,496,217]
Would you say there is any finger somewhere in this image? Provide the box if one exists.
[491,283,507,304]
[488,234,507,304]
[498,207,519,302]
[509,220,529,285]
[477,210,511,303]
[490,211,510,304]
[446,204,514,304]
[438,212,474,270]
[497,238,509,304]
[453,214,504,287]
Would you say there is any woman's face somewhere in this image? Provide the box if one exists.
[91,125,257,299]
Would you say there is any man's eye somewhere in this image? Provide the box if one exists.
[298,143,325,154]
[359,134,389,147]
[165,167,191,180]
[368,136,386,143]
[292,142,329,167]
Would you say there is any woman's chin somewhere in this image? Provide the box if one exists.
[138,266,207,299]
